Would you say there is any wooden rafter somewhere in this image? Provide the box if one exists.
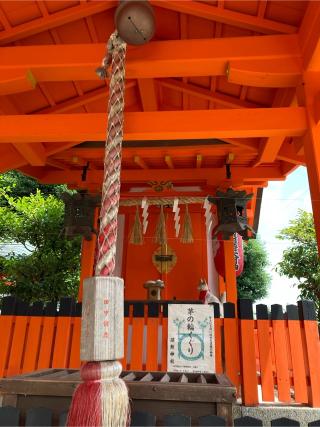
[158,78,261,109]
[150,0,297,34]
[299,1,320,72]
[13,143,46,167]
[38,166,285,186]
[165,155,174,169]
[196,154,202,169]
[37,81,136,114]
[133,155,148,169]
[137,79,158,111]
[0,141,83,174]
[0,88,47,167]
[253,88,297,166]
[0,1,117,45]
[0,35,301,83]
[0,108,307,144]
[53,144,241,162]
[277,141,305,165]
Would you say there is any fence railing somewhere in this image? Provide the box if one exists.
[0,296,319,407]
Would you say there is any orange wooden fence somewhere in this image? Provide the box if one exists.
[0,296,319,407]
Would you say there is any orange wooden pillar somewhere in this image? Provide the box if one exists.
[78,207,99,302]
[223,236,237,304]
[302,73,320,254]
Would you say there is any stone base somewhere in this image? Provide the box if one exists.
[233,404,320,426]
[80,276,124,361]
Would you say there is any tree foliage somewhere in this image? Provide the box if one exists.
[276,209,320,315]
[0,170,69,201]
[0,183,81,302]
[237,238,270,301]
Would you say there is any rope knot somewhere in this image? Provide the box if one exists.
[96,31,126,80]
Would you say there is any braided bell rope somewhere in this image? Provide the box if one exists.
[95,32,127,277]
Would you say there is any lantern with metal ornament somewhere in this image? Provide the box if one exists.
[63,193,99,241]
[208,188,255,240]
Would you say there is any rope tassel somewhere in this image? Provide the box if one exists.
[155,205,167,245]
[180,205,194,244]
[67,32,130,427]
[129,206,144,245]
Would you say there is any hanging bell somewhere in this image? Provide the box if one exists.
[208,188,255,240]
[62,192,100,241]
[115,0,155,45]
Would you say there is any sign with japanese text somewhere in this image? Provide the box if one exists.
[168,304,215,373]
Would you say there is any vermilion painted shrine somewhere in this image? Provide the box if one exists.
[0,1,320,426]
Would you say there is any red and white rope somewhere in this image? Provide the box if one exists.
[95,32,127,277]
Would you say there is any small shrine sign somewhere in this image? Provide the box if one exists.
[168,304,215,373]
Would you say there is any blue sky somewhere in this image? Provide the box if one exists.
[257,166,312,306]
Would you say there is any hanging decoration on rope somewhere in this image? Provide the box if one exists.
[172,198,180,238]
[141,197,149,235]
[129,206,144,245]
[180,204,194,244]
[155,205,167,245]
[203,197,213,236]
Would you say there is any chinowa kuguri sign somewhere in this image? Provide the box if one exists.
[168,304,215,373]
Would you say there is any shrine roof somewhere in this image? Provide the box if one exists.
[0,0,317,197]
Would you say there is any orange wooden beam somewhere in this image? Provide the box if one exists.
[38,166,284,187]
[164,155,174,169]
[46,159,68,170]
[0,109,307,144]
[150,1,297,34]
[303,72,320,254]
[57,143,254,162]
[137,79,158,111]
[253,136,286,166]
[277,141,305,165]
[299,2,320,72]
[0,1,117,45]
[222,138,259,152]
[0,141,82,174]
[13,143,46,167]
[158,78,260,109]
[38,86,107,114]
[133,155,148,169]
[227,58,301,88]
[38,81,136,114]
[253,88,298,165]
[0,35,301,82]
[0,69,37,95]
[196,154,202,169]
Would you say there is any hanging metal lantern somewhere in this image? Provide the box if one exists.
[62,193,100,241]
[208,188,254,240]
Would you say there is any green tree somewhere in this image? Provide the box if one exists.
[237,238,271,300]
[0,170,70,203]
[0,188,81,302]
[276,209,320,315]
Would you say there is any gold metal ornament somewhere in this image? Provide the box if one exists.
[152,245,177,274]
